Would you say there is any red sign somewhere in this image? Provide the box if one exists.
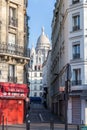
[0,82,29,98]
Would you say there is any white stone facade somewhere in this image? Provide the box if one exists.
[51,0,87,124]
[42,50,52,108]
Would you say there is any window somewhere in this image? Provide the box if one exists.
[35,66,37,71]
[8,33,16,53]
[34,86,37,90]
[72,14,80,31]
[40,79,42,83]
[9,7,17,27]
[8,64,17,82]
[40,86,42,90]
[34,92,37,97]
[40,73,42,77]
[39,92,42,97]
[72,68,81,85]
[72,0,79,4]
[73,44,80,59]
[38,65,40,70]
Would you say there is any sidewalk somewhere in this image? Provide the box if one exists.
[0,123,78,130]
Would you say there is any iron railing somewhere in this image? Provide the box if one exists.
[73,53,80,59]
[0,43,27,57]
[72,80,82,86]
[8,76,17,83]
[72,0,79,4]
[73,26,80,31]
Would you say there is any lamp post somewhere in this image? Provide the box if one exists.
[65,63,71,130]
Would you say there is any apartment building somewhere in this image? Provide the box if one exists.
[51,0,87,124]
[0,0,29,124]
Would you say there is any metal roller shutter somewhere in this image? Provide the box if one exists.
[72,97,81,124]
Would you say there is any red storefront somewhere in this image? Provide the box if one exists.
[0,82,29,125]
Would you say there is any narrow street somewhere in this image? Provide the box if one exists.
[29,103,61,123]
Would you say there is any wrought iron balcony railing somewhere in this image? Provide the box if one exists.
[72,0,79,4]
[8,76,17,83]
[73,25,80,31]
[0,43,27,57]
[73,53,80,59]
[72,80,82,86]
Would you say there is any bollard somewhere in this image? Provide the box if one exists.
[27,120,30,130]
[2,115,4,130]
[77,125,79,130]
[6,118,8,130]
[26,114,30,130]
[50,118,54,130]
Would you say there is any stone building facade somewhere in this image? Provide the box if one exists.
[0,0,29,83]
[51,0,87,124]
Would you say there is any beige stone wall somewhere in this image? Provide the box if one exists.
[0,0,28,84]
[0,63,8,82]
[16,65,24,83]
[0,0,26,45]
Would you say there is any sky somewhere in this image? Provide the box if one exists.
[27,0,56,48]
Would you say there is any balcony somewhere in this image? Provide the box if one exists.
[72,80,82,86]
[9,17,18,27]
[73,26,80,31]
[72,0,79,4]
[0,43,26,57]
[8,76,17,83]
[73,53,80,59]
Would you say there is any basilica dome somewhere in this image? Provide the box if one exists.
[36,27,50,50]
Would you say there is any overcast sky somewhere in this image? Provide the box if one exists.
[27,0,56,48]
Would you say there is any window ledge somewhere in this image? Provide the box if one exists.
[70,1,81,7]
[70,28,82,33]
[70,58,82,63]
[8,25,17,30]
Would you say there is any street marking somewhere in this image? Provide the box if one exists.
[39,113,44,122]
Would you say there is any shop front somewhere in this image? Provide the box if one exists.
[0,82,29,125]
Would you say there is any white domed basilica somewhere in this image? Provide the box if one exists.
[28,28,51,102]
